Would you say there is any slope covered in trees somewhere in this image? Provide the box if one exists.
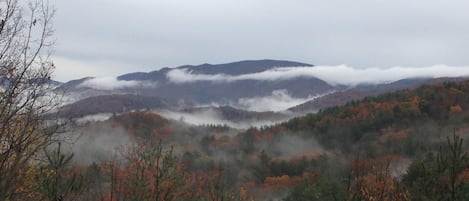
[60,79,469,200]
[284,80,469,155]
[6,79,469,200]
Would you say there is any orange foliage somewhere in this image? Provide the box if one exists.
[348,155,410,201]
[373,102,395,113]
[113,111,171,140]
[349,105,371,121]
[458,168,469,182]
[248,129,274,142]
[380,127,409,142]
[264,175,296,188]
[450,104,463,114]
[353,174,410,201]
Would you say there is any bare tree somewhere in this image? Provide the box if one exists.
[0,0,57,200]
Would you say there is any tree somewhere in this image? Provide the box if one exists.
[120,141,186,201]
[283,177,346,201]
[346,156,410,201]
[0,0,57,200]
[35,143,84,201]
[403,133,469,201]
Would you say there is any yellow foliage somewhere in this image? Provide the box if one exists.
[239,187,248,200]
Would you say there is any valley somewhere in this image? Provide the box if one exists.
[40,60,469,200]
[2,1,469,200]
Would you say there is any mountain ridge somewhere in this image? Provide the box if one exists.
[59,59,332,108]
[117,59,313,81]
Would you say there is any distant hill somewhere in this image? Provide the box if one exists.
[118,59,313,80]
[58,94,171,118]
[281,79,469,152]
[181,106,289,122]
[59,59,334,107]
[289,77,469,114]
[56,60,469,118]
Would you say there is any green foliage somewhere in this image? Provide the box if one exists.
[239,131,256,154]
[279,81,469,158]
[252,150,271,183]
[36,143,85,201]
[283,175,346,201]
[403,133,469,201]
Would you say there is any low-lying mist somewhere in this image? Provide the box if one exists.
[63,124,135,165]
[78,76,157,90]
[74,113,113,124]
[268,135,324,160]
[233,89,332,112]
[157,109,283,129]
[166,64,469,86]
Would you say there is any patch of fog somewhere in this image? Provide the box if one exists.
[78,76,157,90]
[74,113,113,124]
[62,125,134,165]
[233,89,333,112]
[267,135,324,160]
[157,109,283,129]
[390,158,412,179]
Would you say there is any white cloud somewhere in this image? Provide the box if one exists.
[74,113,113,124]
[166,65,469,86]
[299,65,469,86]
[64,126,135,165]
[78,77,156,90]
[234,89,330,112]
[166,69,230,84]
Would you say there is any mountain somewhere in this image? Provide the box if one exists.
[118,59,313,80]
[56,60,469,120]
[59,59,335,109]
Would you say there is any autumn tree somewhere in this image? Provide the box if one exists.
[0,0,58,200]
[119,141,186,201]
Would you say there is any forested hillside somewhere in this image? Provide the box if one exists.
[8,80,469,201]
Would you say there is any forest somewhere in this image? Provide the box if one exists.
[4,80,469,201]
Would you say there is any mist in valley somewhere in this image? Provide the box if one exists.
[62,123,135,165]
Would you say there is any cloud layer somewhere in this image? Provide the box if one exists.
[167,65,469,86]
[234,89,329,112]
[78,77,156,90]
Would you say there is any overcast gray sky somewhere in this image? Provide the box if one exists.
[50,0,469,81]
